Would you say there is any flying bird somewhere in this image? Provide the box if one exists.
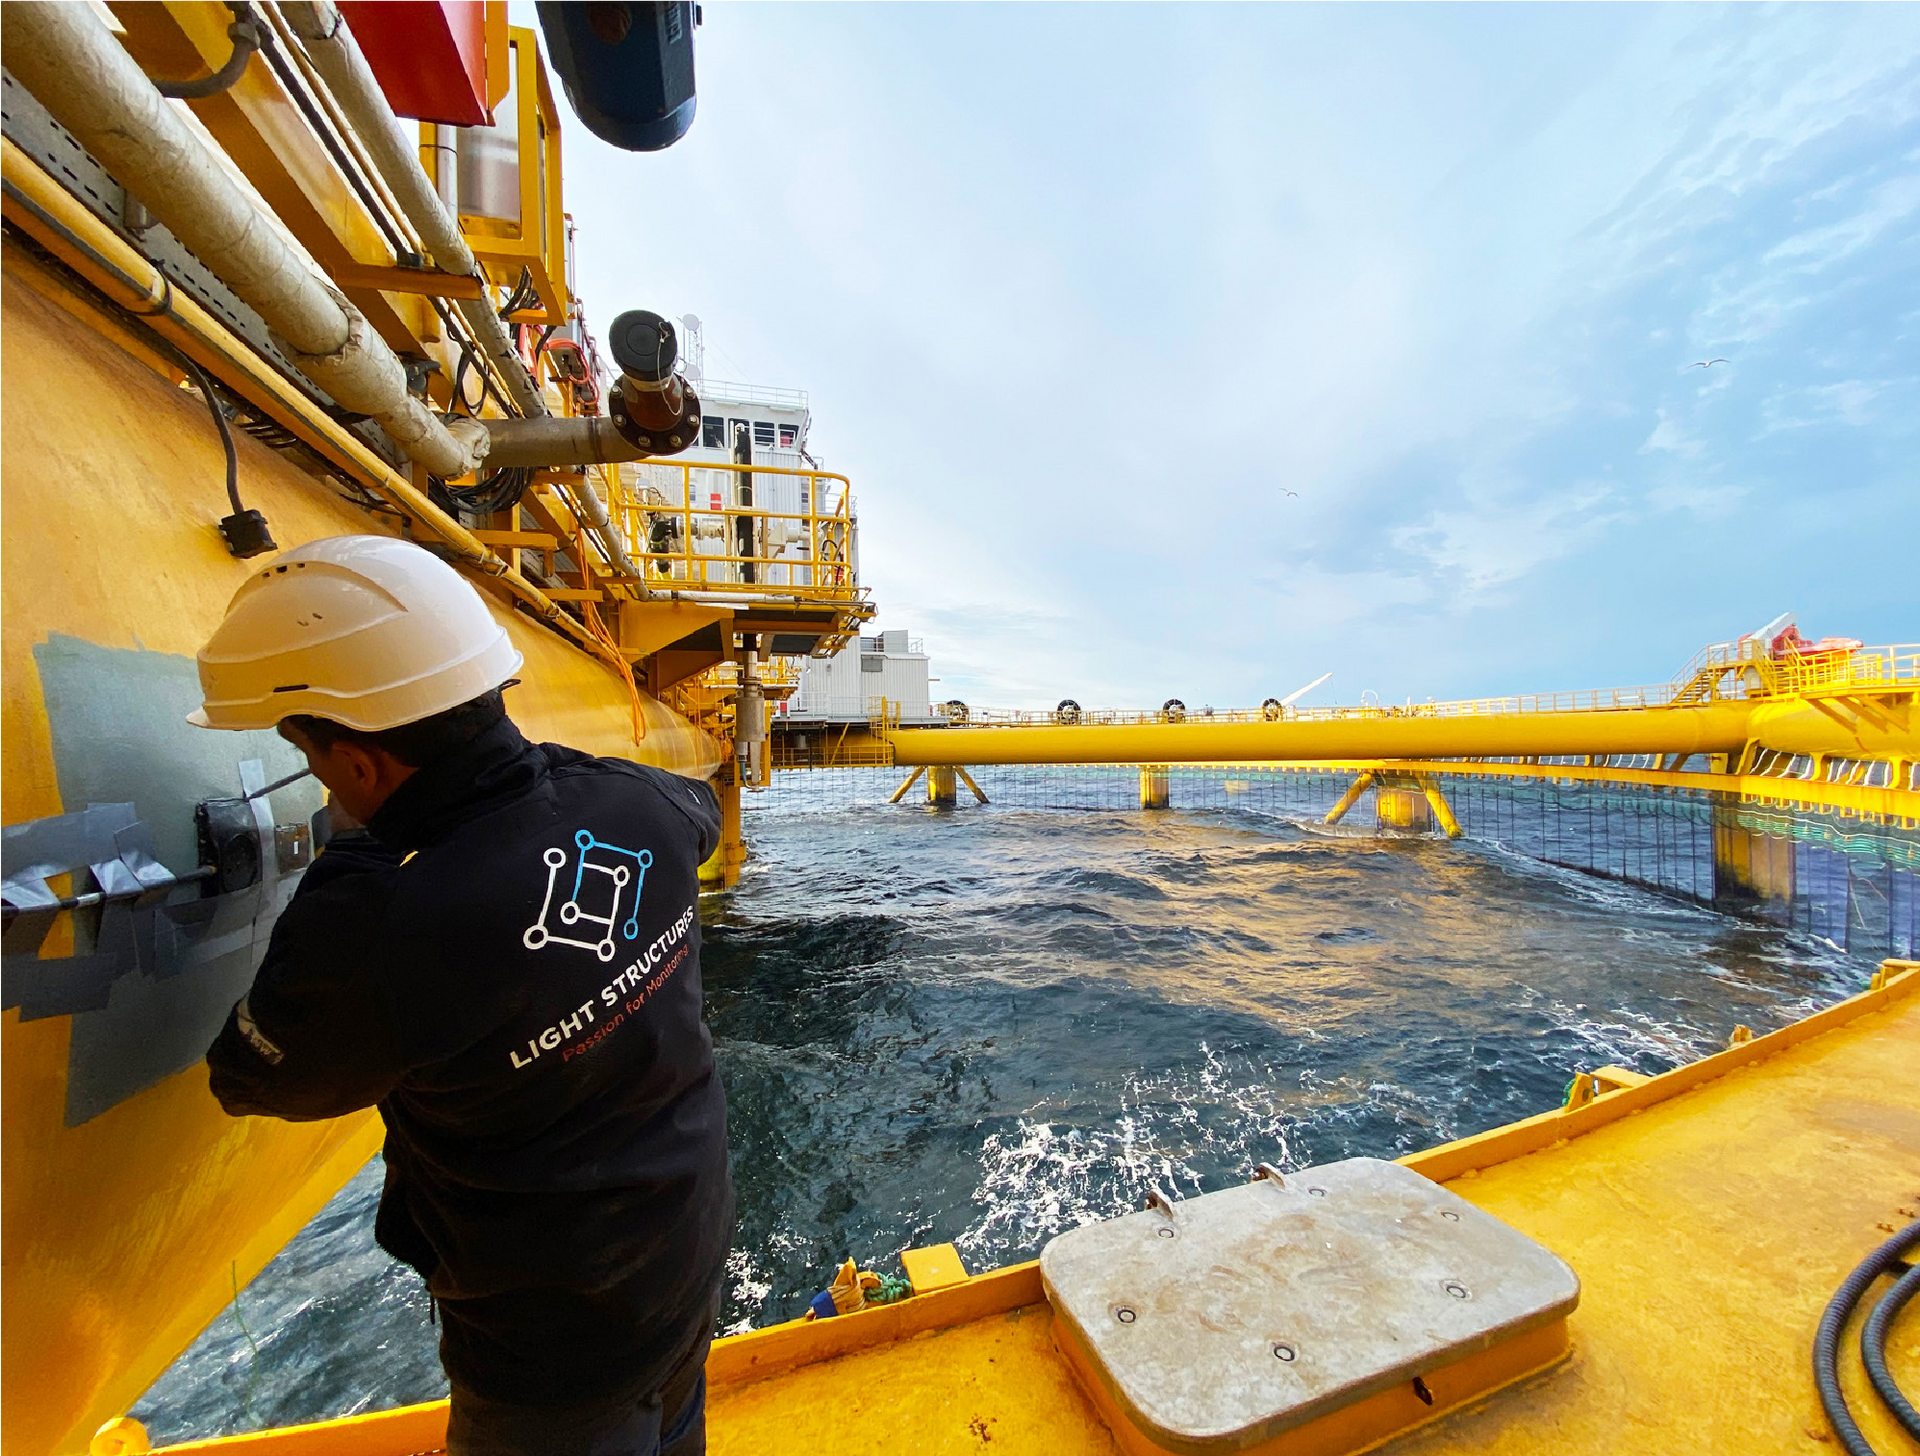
[1281,489,1298,498]
[1690,359,1729,368]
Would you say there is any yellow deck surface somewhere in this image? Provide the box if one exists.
[708,980,1920,1456]
[143,970,1920,1456]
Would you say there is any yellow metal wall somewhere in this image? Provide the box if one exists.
[1,256,717,1455]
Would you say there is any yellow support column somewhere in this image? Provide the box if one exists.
[1140,766,1170,810]
[955,766,990,804]
[1323,772,1375,826]
[700,773,745,888]
[888,766,926,803]
[1712,803,1795,908]
[927,764,958,807]
[1418,774,1464,838]
[1376,786,1432,832]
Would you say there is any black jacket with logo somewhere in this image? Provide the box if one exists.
[207,717,732,1407]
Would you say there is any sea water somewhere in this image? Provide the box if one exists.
[135,785,1866,1440]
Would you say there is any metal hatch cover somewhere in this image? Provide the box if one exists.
[1039,1157,1580,1453]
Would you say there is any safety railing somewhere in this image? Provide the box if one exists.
[916,639,1917,733]
[609,460,868,604]
[695,380,810,410]
[1777,644,1920,695]
[928,689,1688,730]
[1664,636,1779,704]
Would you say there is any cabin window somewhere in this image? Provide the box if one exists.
[779,423,799,447]
[754,421,776,447]
[702,417,725,448]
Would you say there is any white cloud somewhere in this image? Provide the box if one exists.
[552,4,1920,708]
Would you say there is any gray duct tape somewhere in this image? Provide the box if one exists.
[1,802,140,959]
[1,778,308,1123]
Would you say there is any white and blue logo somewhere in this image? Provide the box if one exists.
[523,830,654,962]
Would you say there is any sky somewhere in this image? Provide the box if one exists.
[548,3,1918,711]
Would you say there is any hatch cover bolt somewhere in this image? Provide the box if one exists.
[1115,1306,1137,1324]
[1307,1186,1327,1197]
[1156,1226,1175,1239]
[1273,1342,1297,1362]
[1440,1210,1461,1222]
[1443,1281,1470,1299]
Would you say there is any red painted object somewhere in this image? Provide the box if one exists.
[338,1,491,125]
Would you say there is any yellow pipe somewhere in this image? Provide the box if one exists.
[887,702,1761,767]
[0,137,620,670]
[888,766,925,803]
[1418,775,1464,838]
[1323,772,1375,826]
[954,766,990,804]
[1268,757,1919,822]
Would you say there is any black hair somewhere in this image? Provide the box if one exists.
[284,687,508,768]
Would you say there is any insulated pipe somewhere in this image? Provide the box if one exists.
[277,1,647,586]
[0,135,615,669]
[3,0,487,481]
[885,703,1763,767]
[280,0,543,421]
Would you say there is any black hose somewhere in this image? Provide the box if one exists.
[153,13,261,99]
[181,358,243,515]
[1864,1260,1920,1440]
[499,266,539,320]
[1816,1219,1920,1455]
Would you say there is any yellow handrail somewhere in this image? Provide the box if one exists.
[604,459,869,603]
[923,641,1918,731]
[1778,643,1920,694]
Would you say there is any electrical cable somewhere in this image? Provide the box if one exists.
[153,8,262,99]
[499,266,539,320]
[180,358,244,516]
[1815,1219,1920,1456]
[253,2,516,420]
[448,465,532,516]
[179,356,276,557]
[1863,1261,1920,1440]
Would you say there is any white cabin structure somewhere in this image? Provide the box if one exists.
[779,630,943,726]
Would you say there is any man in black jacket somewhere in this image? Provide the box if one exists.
[193,536,732,1456]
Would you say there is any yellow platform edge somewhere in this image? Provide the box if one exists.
[124,959,1919,1456]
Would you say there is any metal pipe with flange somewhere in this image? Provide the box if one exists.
[2,0,488,482]
[480,417,650,470]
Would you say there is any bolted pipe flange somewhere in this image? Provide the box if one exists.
[609,381,701,456]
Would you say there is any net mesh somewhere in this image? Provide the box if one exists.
[753,764,1919,962]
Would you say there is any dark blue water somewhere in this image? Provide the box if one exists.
[135,784,1867,1441]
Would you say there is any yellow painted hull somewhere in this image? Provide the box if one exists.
[1,255,719,1456]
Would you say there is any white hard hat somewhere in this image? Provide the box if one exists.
[189,536,524,732]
